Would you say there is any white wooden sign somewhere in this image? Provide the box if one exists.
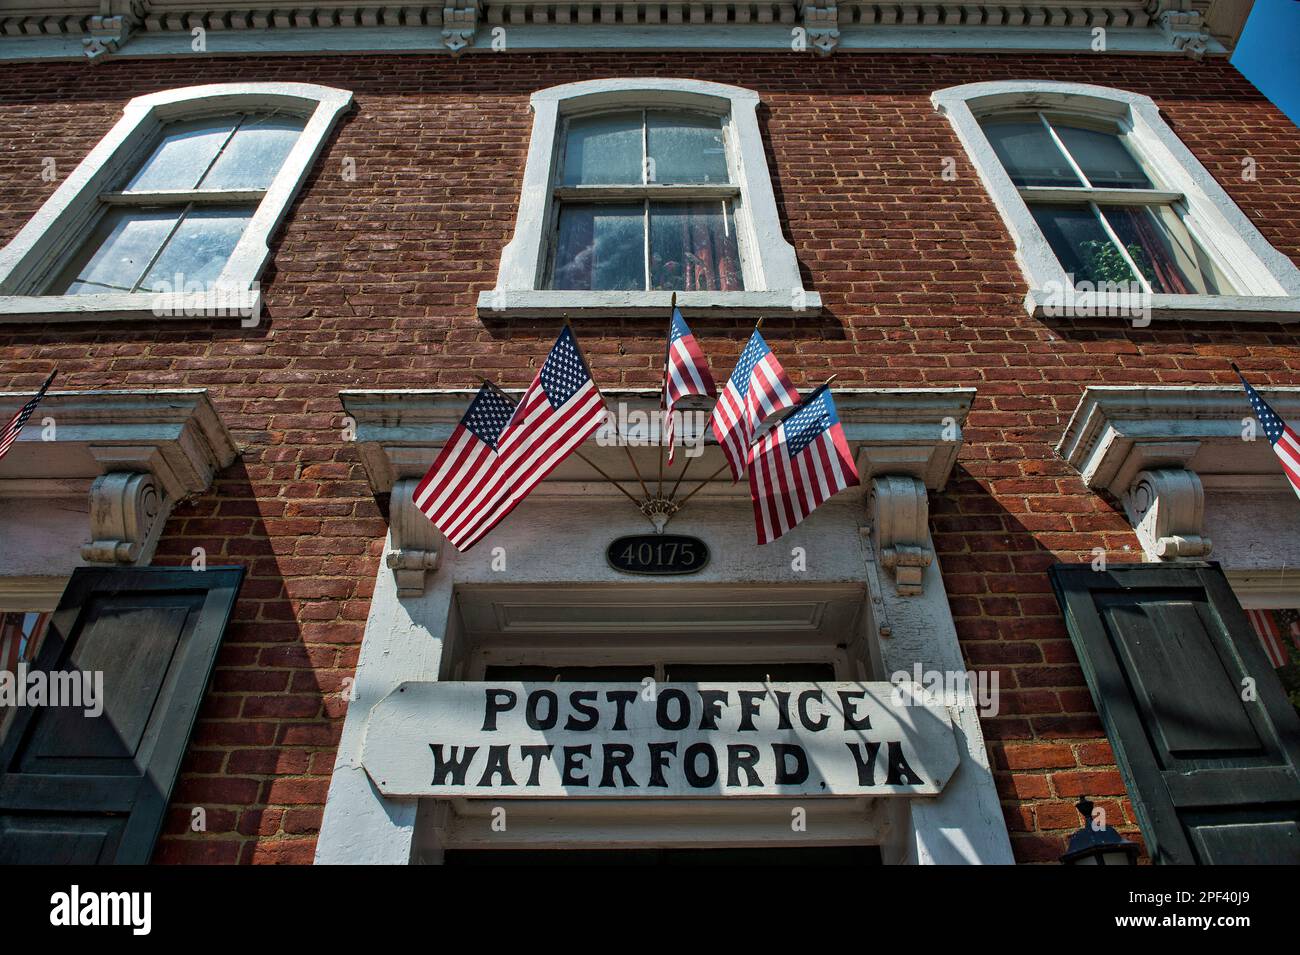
[362,682,960,798]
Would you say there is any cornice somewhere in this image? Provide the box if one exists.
[0,0,1236,59]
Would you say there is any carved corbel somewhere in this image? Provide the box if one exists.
[441,6,477,54]
[868,475,933,596]
[1158,9,1210,59]
[803,2,840,55]
[386,478,443,597]
[80,472,164,564]
[1123,467,1212,560]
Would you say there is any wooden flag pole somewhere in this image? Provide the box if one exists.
[657,292,677,498]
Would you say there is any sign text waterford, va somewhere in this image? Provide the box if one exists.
[362,682,960,798]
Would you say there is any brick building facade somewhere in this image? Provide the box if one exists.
[1,0,1298,865]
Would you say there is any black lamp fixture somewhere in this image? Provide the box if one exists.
[1060,796,1140,865]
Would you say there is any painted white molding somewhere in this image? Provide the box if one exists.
[1123,466,1211,560]
[0,82,352,324]
[1057,385,1300,496]
[478,77,820,320]
[931,80,1300,323]
[386,477,444,597]
[1058,384,1300,565]
[0,2,1245,59]
[868,475,933,596]
[0,388,238,583]
[339,386,972,594]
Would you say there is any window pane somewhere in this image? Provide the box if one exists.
[550,202,644,290]
[980,118,1082,187]
[561,112,643,186]
[1053,122,1153,189]
[646,111,729,184]
[54,208,179,294]
[126,117,238,191]
[649,201,742,291]
[142,207,252,291]
[1030,203,1137,288]
[1102,204,1234,295]
[200,116,305,190]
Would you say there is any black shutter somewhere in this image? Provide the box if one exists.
[1049,561,1300,864]
[0,566,243,864]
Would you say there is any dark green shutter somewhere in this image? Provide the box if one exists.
[0,566,243,864]
[1049,561,1300,864]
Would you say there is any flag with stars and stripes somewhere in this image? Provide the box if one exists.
[709,328,799,481]
[0,368,56,464]
[1236,366,1300,501]
[412,380,518,550]
[432,326,607,551]
[662,306,716,465]
[1245,608,1299,669]
[747,383,859,545]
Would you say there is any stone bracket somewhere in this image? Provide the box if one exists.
[1123,466,1212,560]
[868,475,933,597]
[80,471,165,565]
[1158,8,1210,59]
[802,2,839,55]
[386,477,443,596]
[441,6,477,53]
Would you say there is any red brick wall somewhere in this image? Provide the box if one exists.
[1,51,1297,864]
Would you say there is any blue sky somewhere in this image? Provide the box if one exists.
[1231,0,1300,126]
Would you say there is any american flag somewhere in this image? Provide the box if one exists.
[1245,608,1298,669]
[0,368,56,463]
[1237,366,1300,500]
[412,380,518,550]
[709,329,799,481]
[426,326,607,552]
[747,383,859,544]
[662,306,715,465]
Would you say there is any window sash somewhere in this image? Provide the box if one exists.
[548,196,739,292]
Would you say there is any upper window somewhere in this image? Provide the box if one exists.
[481,79,818,319]
[0,83,352,324]
[933,81,1300,321]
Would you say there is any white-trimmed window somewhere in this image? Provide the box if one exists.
[0,82,352,324]
[932,81,1300,321]
[479,78,819,319]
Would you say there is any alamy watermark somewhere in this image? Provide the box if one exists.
[595,401,708,459]
[1040,275,1152,327]
[149,273,259,326]
[889,663,1000,717]
[0,663,103,717]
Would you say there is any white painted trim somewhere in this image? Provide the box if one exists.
[932,80,1300,322]
[479,77,818,319]
[0,82,352,324]
[0,25,1227,61]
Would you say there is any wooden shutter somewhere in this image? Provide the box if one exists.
[0,566,243,864]
[1049,561,1300,864]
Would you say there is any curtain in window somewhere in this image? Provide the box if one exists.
[1104,206,1194,295]
[651,202,742,292]
[0,611,52,674]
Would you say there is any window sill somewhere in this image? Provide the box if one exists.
[0,289,261,324]
[1025,289,1300,323]
[476,289,822,319]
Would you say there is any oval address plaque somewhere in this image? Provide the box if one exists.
[607,535,709,576]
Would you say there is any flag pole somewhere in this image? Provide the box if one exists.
[657,293,676,498]
[563,318,653,505]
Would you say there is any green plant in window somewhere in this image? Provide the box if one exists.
[1078,238,1154,286]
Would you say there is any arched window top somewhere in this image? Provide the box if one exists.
[531,78,759,116]
[0,82,352,323]
[932,80,1300,320]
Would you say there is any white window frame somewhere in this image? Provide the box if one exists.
[478,78,819,319]
[0,82,353,324]
[932,80,1300,322]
